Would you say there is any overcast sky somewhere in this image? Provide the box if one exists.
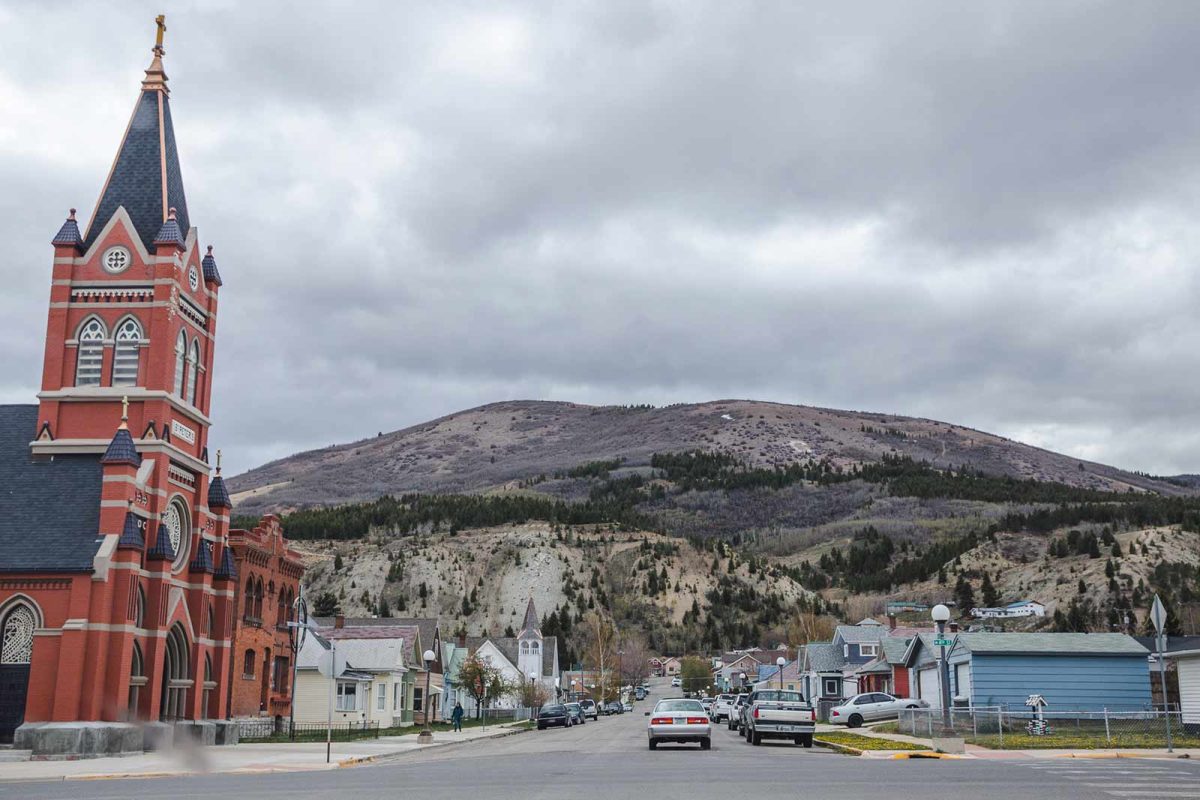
[2,1,1200,477]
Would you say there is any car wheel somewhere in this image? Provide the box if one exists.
[648,740,657,751]
[751,731,762,746]
[701,737,711,751]
[801,734,814,748]
[906,704,919,709]
[848,714,863,729]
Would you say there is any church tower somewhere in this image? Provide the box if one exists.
[0,17,239,750]
[517,597,543,680]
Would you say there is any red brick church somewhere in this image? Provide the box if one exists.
[0,20,249,755]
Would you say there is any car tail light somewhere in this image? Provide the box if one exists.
[686,717,707,725]
[753,707,759,719]
[831,710,839,716]
[651,717,673,725]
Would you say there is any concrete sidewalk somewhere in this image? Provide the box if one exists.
[0,722,530,783]
[838,723,1200,760]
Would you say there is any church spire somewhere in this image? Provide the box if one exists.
[519,597,540,638]
[83,14,189,253]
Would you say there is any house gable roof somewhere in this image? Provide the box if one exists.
[804,642,844,673]
[834,624,887,646]
[952,632,1148,658]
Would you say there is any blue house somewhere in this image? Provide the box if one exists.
[946,633,1151,711]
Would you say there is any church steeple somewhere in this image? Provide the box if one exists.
[83,15,189,252]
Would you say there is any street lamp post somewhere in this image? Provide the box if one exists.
[776,656,786,692]
[418,648,436,743]
[739,671,747,693]
[932,604,952,728]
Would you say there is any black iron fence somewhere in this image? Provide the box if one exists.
[237,719,381,742]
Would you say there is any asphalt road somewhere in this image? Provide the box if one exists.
[8,682,1200,800]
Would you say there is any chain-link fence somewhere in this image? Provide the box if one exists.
[898,707,1198,749]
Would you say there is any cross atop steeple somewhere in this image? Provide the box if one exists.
[153,14,166,57]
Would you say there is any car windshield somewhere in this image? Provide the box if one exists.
[753,691,803,702]
[654,699,704,713]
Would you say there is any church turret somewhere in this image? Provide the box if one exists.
[516,597,543,681]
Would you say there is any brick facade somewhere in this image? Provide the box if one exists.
[226,515,305,720]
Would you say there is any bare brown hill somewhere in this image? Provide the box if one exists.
[228,399,1183,514]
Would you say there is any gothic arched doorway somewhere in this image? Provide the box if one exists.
[0,603,35,743]
[160,624,190,721]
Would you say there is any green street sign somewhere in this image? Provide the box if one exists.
[933,638,953,647]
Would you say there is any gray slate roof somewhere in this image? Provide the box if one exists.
[954,632,1148,657]
[466,635,558,677]
[804,642,845,673]
[0,405,104,572]
[84,87,190,252]
[835,624,887,645]
[881,637,910,665]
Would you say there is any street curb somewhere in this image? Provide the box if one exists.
[346,724,532,767]
[1054,751,1193,760]
[890,751,962,759]
[814,739,862,756]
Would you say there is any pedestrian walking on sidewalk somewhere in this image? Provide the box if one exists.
[452,702,464,732]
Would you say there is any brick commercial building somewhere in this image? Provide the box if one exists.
[226,515,305,722]
[0,19,243,756]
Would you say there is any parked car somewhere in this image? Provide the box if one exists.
[565,702,586,725]
[711,694,737,722]
[728,694,750,731]
[829,693,928,728]
[742,689,816,747]
[671,677,682,687]
[579,699,600,720]
[603,701,623,715]
[647,698,712,751]
[622,699,634,713]
[537,704,571,730]
[635,687,647,701]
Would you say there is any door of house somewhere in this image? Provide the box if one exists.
[918,667,940,709]
[0,664,30,743]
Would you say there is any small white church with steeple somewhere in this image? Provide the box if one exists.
[462,598,559,712]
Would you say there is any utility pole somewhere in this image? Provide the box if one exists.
[1152,595,1173,753]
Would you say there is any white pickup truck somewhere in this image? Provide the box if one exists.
[742,689,816,747]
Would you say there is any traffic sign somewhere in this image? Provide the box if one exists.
[1151,595,1167,636]
[317,648,347,678]
[933,638,953,647]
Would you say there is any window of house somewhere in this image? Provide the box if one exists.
[112,317,142,386]
[842,644,849,658]
[823,678,839,697]
[186,339,200,406]
[336,681,361,711]
[860,643,878,657]
[413,687,423,712]
[377,682,387,711]
[243,649,256,678]
[75,318,106,387]
[173,330,186,396]
[393,683,402,711]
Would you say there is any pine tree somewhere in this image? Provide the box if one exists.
[981,572,999,607]
[377,595,390,617]
[1111,541,1123,558]
[1078,579,1087,594]
[954,575,975,613]
[334,554,344,571]
[1105,559,1115,579]
[1086,536,1102,559]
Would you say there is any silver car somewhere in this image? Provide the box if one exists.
[829,692,928,727]
[647,698,712,750]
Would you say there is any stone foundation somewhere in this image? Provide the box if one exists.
[15,719,239,758]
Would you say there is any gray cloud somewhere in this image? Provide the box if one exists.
[3,1,1200,476]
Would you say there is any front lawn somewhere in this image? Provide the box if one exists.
[967,730,1200,750]
[815,732,931,751]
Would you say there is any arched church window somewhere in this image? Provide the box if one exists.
[128,642,146,718]
[0,604,35,664]
[520,642,529,653]
[75,318,106,387]
[135,585,146,628]
[202,654,215,717]
[112,317,143,387]
[186,339,200,406]
[162,498,190,573]
[173,330,186,396]
[530,641,539,653]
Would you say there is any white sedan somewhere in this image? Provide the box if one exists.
[646,698,712,750]
[829,692,928,727]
